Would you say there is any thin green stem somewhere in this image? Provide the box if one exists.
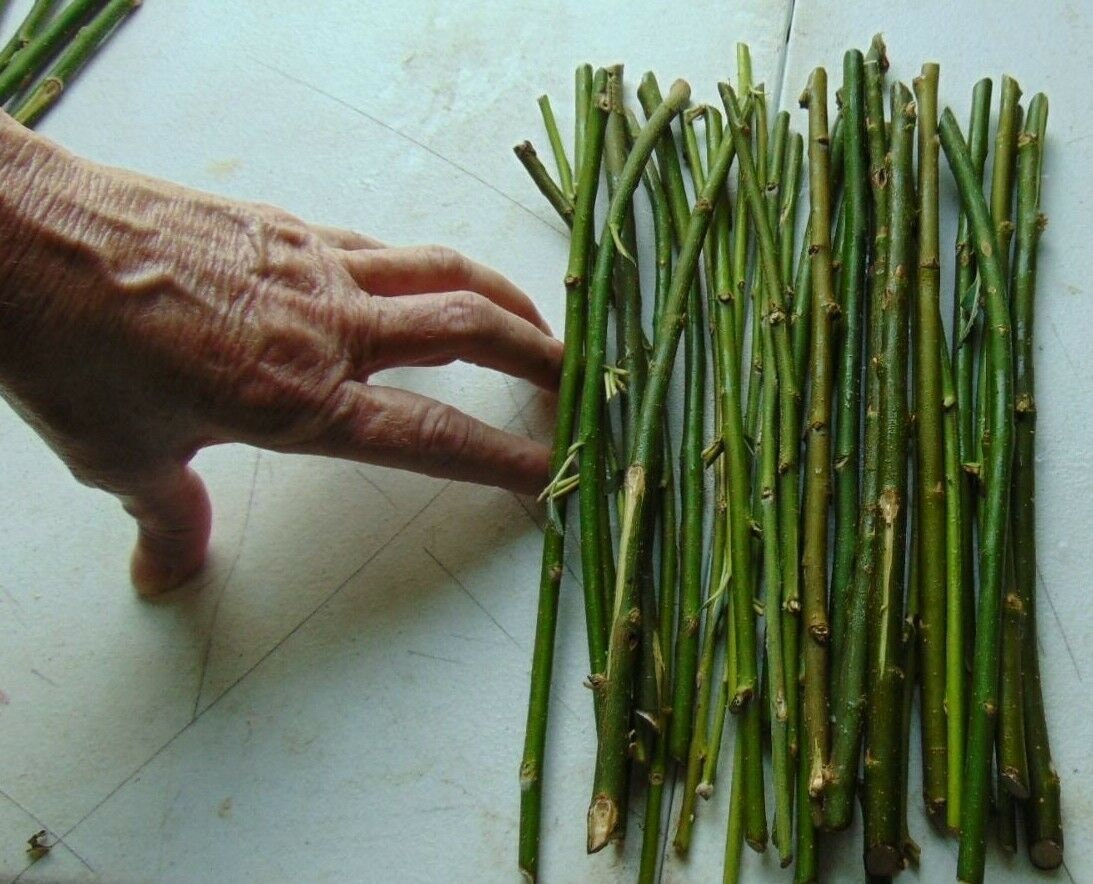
[1012,93,1062,871]
[862,81,914,878]
[940,104,1018,884]
[574,64,591,182]
[517,74,608,881]
[911,62,949,827]
[10,0,139,127]
[0,0,107,105]
[824,46,872,831]
[586,79,692,853]
[513,141,575,227]
[537,94,574,201]
[799,66,836,812]
[0,0,55,74]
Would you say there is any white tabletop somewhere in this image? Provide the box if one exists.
[1,1,1089,881]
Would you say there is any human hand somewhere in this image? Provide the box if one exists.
[0,114,561,595]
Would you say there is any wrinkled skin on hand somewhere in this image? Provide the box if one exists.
[0,116,561,595]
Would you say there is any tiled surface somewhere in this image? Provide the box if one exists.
[1,0,1089,881]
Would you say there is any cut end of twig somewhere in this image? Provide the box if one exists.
[1030,838,1064,870]
[667,78,692,107]
[865,844,903,877]
[586,797,619,853]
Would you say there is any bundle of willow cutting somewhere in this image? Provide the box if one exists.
[515,36,1060,884]
[0,0,139,127]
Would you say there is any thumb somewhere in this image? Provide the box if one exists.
[117,465,212,596]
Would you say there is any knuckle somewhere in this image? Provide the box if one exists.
[416,402,473,464]
[423,244,470,283]
[442,290,490,339]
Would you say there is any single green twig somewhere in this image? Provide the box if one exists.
[911,62,949,828]
[10,0,139,127]
[517,73,608,881]
[824,45,873,831]
[743,86,770,447]
[862,81,915,878]
[799,66,836,813]
[900,505,922,866]
[940,104,1018,884]
[585,79,692,853]
[0,0,55,74]
[537,93,574,201]
[0,0,108,105]
[513,142,575,227]
[1012,93,1062,871]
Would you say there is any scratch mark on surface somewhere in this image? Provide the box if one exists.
[1,582,24,624]
[1049,319,1079,372]
[424,546,521,650]
[30,668,58,688]
[1061,859,1077,884]
[192,452,263,719]
[1037,564,1082,681]
[354,467,398,510]
[407,649,462,665]
[250,58,566,237]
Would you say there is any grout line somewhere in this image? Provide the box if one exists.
[191,452,262,720]
[56,480,451,847]
[0,786,96,880]
[772,0,800,115]
[249,57,568,238]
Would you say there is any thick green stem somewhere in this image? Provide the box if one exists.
[513,141,575,227]
[1012,93,1062,871]
[862,82,914,878]
[999,544,1028,797]
[799,67,836,812]
[743,88,769,447]
[0,0,108,105]
[0,0,55,74]
[940,105,1018,884]
[585,79,691,854]
[10,0,139,127]
[517,75,608,881]
[900,508,922,866]
[823,45,873,831]
[911,62,949,827]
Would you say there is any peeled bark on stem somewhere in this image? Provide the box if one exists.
[517,74,608,881]
[0,0,108,105]
[585,78,691,854]
[862,82,914,878]
[513,142,575,227]
[10,0,140,127]
[1012,93,1063,871]
[940,105,1017,884]
[799,66,836,812]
